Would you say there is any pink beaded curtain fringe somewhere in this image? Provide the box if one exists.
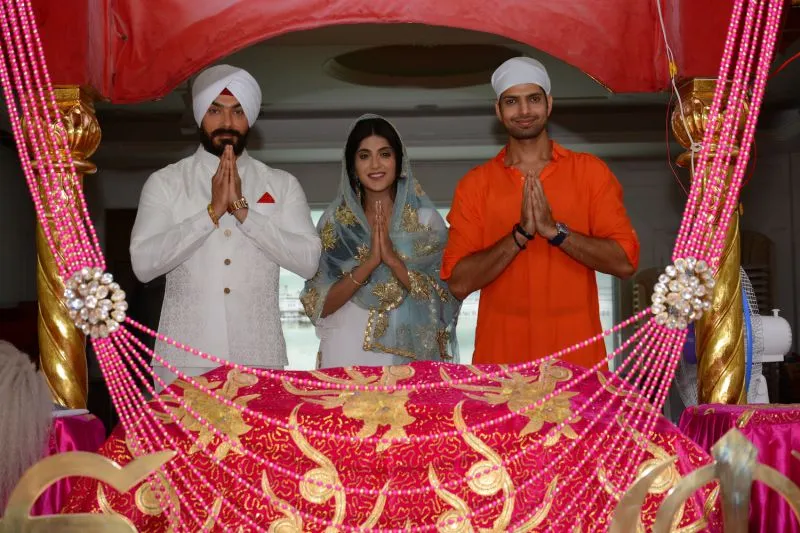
[0,0,784,529]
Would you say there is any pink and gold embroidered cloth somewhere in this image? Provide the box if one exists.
[679,403,800,533]
[63,361,721,531]
[31,414,106,517]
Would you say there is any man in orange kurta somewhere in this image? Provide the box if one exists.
[442,57,639,369]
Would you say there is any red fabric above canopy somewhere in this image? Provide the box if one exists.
[32,0,735,103]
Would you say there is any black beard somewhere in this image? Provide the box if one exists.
[199,127,249,156]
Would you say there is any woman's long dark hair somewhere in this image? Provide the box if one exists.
[344,117,404,208]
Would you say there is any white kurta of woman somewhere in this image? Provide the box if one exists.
[130,64,321,388]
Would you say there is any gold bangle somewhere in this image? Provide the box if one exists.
[207,203,220,227]
[228,197,248,214]
[347,270,367,287]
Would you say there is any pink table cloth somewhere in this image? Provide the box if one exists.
[31,413,106,516]
[678,403,800,533]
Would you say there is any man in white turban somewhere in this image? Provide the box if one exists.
[130,64,321,390]
[443,56,639,370]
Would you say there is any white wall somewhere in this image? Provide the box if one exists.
[0,144,37,307]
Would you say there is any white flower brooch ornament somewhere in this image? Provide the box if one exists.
[651,258,714,330]
[63,267,127,338]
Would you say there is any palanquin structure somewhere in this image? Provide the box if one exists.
[1,0,800,531]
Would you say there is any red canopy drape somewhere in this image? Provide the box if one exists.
[33,0,735,103]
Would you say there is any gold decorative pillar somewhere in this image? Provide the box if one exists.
[671,79,746,405]
[30,86,102,408]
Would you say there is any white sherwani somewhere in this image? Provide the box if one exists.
[130,146,321,370]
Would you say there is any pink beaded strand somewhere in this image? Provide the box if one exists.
[10,0,103,269]
[709,0,783,262]
[122,322,648,447]
[92,338,192,533]
[114,320,641,524]
[539,327,677,530]
[673,0,745,259]
[692,0,765,261]
[0,1,74,278]
[103,335,266,533]
[134,320,651,501]
[18,0,105,268]
[554,327,686,531]
[510,322,678,531]
[125,311,648,394]
[591,327,689,527]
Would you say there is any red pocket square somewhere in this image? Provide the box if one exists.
[258,192,275,203]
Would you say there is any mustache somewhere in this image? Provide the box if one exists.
[211,128,242,138]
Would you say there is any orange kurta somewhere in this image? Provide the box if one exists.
[442,142,639,368]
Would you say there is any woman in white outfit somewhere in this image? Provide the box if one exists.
[300,115,460,368]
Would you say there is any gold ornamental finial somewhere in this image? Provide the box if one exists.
[610,429,800,532]
[0,450,175,533]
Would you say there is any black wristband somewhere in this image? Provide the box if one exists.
[513,223,533,241]
[511,228,527,250]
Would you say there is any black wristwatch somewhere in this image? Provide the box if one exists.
[548,222,570,247]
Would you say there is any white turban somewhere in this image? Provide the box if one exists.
[192,64,262,127]
[491,57,551,98]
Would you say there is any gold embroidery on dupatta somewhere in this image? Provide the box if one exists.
[401,204,431,233]
[320,221,337,251]
[300,286,321,318]
[355,244,370,264]
[371,276,404,309]
[334,203,358,226]
[413,235,443,257]
[408,270,431,300]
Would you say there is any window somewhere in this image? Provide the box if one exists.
[280,207,619,370]
[281,209,325,370]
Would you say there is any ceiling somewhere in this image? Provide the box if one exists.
[94,24,666,118]
[2,22,798,167]
[93,21,800,118]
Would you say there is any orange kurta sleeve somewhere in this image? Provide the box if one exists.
[587,158,640,271]
[441,170,485,280]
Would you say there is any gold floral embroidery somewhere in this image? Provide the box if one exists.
[364,310,418,360]
[413,235,442,257]
[373,312,389,338]
[408,270,430,300]
[334,203,358,226]
[153,370,259,460]
[300,286,320,318]
[428,274,451,303]
[443,362,580,442]
[355,244,370,264]
[401,204,431,233]
[372,276,404,310]
[284,366,416,452]
[320,220,337,251]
